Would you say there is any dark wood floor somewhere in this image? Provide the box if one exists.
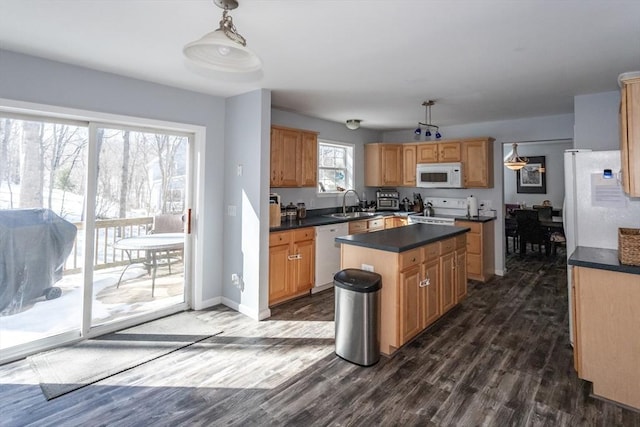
[1,249,639,426]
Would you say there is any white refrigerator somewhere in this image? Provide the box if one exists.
[563,149,640,343]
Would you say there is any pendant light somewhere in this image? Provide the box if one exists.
[504,143,528,170]
[414,100,442,139]
[183,0,261,73]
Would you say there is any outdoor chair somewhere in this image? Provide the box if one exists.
[149,214,184,274]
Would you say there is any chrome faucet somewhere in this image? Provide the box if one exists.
[342,189,360,215]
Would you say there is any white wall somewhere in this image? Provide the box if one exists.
[574,91,620,150]
[503,140,574,208]
[0,49,226,305]
[271,109,382,210]
[383,113,575,275]
[222,90,271,320]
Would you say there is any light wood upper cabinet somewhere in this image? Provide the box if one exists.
[619,75,640,197]
[416,141,461,163]
[462,138,494,188]
[365,143,403,186]
[402,144,417,186]
[270,125,318,188]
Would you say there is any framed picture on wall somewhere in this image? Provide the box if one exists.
[516,156,546,194]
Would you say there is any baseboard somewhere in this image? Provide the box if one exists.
[194,296,222,310]
[220,297,270,321]
[311,282,333,294]
[495,269,505,276]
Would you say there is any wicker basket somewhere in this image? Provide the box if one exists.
[618,228,640,266]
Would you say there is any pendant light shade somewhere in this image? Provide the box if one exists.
[415,100,442,139]
[345,119,361,130]
[504,143,528,170]
[183,0,261,73]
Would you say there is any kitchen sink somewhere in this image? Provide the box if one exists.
[326,212,378,219]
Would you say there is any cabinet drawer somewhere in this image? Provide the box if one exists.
[440,238,455,254]
[467,233,481,254]
[269,231,291,246]
[399,248,421,270]
[456,234,466,249]
[349,220,368,234]
[293,227,314,242]
[422,243,440,261]
[368,218,385,231]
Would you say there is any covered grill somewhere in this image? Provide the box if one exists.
[0,208,77,314]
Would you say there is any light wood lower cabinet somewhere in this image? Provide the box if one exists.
[384,216,408,229]
[572,266,640,411]
[455,219,494,282]
[269,227,315,306]
[341,233,468,355]
[348,217,385,234]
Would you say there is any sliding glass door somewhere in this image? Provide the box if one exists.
[0,113,192,362]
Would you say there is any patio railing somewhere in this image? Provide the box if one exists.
[65,217,154,274]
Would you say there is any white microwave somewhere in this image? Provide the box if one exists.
[416,162,463,188]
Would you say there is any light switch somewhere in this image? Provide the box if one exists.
[228,205,236,216]
[237,164,243,176]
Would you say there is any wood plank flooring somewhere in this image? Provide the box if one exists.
[1,249,639,426]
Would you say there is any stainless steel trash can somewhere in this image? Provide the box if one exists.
[334,268,382,366]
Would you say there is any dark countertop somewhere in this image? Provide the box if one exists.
[335,223,470,253]
[568,246,640,276]
[269,209,495,232]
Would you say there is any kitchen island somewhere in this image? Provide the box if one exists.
[337,223,470,356]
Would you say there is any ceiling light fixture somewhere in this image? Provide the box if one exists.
[503,143,529,170]
[346,119,361,130]
[183,0,261,73]
[414,100,442,139]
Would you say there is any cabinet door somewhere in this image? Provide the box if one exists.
[280,129,302,187]
[300,132,318,187]
[462,139,493,188]
[440,252,456,313]
[417,143,439,163]
[270,128,282,186]
[421,260,440,328]
[381,144,403,186]
[439,142,461,162]
[349,220,368,234]
[293,238,315,293]
[269,243,291,304]
[399,265,422,344]
[455,249,468,302]
[620,78,640,196]
[403,144,417,186]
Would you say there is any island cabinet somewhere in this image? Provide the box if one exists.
[269,227,315,306]
[461,138,494,188]
[416,141,461,163]
[619,74,640,197]
[270,125,318,188]
[340,231,468,355]
[455,219,495,282]
[572,265,640,410]
[364,143,403,187]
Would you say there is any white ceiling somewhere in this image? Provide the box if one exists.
[1,0,639,130]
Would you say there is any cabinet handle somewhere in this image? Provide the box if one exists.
[419,277,430,287]
[287,255,297,261]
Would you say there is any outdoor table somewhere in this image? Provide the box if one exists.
[113,233,184,296]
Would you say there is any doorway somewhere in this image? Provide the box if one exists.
[0,113,193,363]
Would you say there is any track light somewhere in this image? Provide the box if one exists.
[416,100,442,139]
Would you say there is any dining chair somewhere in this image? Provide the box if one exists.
[150,214,184,274]
[533,206,553,222]
[514,209,548,255]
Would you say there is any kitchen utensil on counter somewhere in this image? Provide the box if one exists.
[269,202,281,227]
[296,202,307,219]
[413,193,424,213]
[401,197,412,212]
[467,195,479,217]
[285,203,297,223]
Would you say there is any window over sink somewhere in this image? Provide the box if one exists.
[317,140,354,195]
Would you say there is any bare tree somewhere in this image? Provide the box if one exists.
[118,130,130,218]
[19,121,43,208]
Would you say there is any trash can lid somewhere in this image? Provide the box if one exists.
[334,268,381,293]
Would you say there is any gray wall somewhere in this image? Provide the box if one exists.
[0,49,226,304]
[574,91,620,150]
[271,109,382,210]
[383,113,575,275]
[503,140,574,208]
[223,89,271,319]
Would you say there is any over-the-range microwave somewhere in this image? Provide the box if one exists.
[416,162,463,188]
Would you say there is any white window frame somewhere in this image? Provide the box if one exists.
[317,139,354,196]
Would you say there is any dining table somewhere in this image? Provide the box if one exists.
[113,232,184,296]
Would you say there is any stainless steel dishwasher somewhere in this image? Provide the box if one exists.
[314,222,349,293]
